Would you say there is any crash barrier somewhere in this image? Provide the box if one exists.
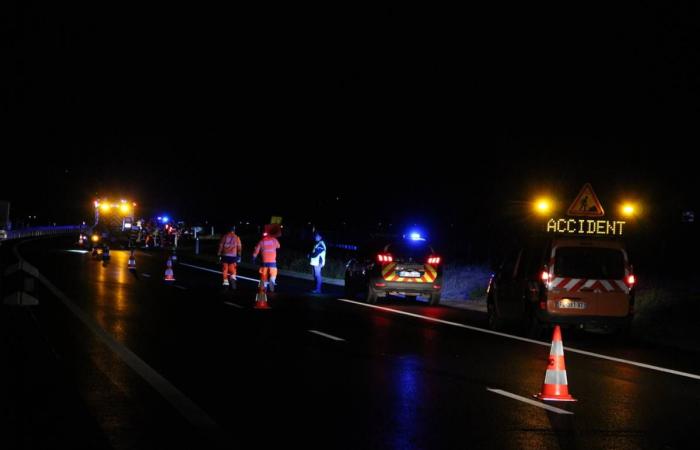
[2,225,83,241]
[2,259,40,306]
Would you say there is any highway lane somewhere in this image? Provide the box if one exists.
[7,236,700,449]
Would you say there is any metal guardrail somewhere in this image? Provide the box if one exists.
[2,226,83,241]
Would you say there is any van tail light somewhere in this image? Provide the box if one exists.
[427,256,441,265]
[626,274,636,286]
[377,253,393,263]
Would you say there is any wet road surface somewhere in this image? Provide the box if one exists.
[3,236,700,449]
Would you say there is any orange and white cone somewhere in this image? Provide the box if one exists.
[128,250,136,270]
[164,257,176,282]
[254,279,270,309]
[535,325,576,402]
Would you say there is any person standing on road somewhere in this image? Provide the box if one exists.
[218,226,242,288]
[253,232,280,292]
[308,232,326,294]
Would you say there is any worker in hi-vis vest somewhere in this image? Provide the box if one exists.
[253,233,281,292]
[308,232,326,294]
[217,226,242,288]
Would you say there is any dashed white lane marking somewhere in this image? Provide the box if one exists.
[179,262,259,283]
[487,388,574,415]
[223,301,244,309]
[141,273,152,278]
[14,241,226,443]
[308,330,345,342]
[337,298,700,381]
[173,285,187,290]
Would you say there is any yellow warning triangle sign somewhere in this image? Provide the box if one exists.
[567,183,605,216]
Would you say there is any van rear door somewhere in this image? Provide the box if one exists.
[548,245,630,317]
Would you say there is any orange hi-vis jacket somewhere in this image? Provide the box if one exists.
[218,232,242,257]
[253,236,280,263]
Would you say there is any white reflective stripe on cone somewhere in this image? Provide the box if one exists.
[550,340,564,356]
[544,369,569,386]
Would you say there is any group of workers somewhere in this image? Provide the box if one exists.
[217,226,327,294]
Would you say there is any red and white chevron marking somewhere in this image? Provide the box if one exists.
[549,277,629,293]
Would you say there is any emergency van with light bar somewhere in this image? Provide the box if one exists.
[344,231,443,305]
[487,184,637,335]
[92,198,139,248]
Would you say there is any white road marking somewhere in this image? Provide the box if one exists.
[486,388,574,415]
[65,249,89,254]
[308,330,345,342]
[14,241,226,443]
[337,298,700,381]
[173,285,187,290]
[141,273,152,278]
[179,262,259,283]
[223,301,243,309]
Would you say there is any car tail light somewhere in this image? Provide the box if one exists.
[377,253,393,263]
[427,256,441,265]
[626,274,636,286]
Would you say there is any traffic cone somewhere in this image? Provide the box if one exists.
[170,247,178,262]
[535,325,576,402]
[128,250,136,270]
[164,257,176,282]
[254,279,270,309]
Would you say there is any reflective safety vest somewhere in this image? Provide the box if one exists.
[219,232,241,257]
[254,236,280,263]
[310,240,326,267]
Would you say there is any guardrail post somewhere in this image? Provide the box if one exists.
[3,260,39,306]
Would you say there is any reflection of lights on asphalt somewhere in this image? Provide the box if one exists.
[66,249,89,254]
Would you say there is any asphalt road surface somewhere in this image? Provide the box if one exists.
[2,236,700,450]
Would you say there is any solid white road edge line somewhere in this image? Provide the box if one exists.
[486,388,574,415]
[337,298,700,381]
[179,262,259,283]
[308,330,346,342]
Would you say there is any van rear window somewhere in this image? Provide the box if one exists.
[553,247,625,279]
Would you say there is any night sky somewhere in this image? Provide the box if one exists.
[3,2,699,233]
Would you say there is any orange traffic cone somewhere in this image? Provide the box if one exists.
[164,257,176,281]
[535,325,576,401]
[254,280,270,309]
[128,250,136,270]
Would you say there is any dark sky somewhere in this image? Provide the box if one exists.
[3,2,699,229]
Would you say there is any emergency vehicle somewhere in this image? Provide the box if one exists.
[344,232,443,305]
[487,184,637,335]
[92,198,139,248]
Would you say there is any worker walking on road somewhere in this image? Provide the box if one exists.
[308,232,326,294]
[253,232,280,292]
[218,226,242,288]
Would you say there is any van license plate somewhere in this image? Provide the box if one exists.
[558,300,586,309]
[399,271,421,278]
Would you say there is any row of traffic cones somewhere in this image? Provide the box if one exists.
[152,253,573,398]
[152,252,272,310]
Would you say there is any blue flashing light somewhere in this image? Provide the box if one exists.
[404,230,427,242]
[161,216,170,223]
